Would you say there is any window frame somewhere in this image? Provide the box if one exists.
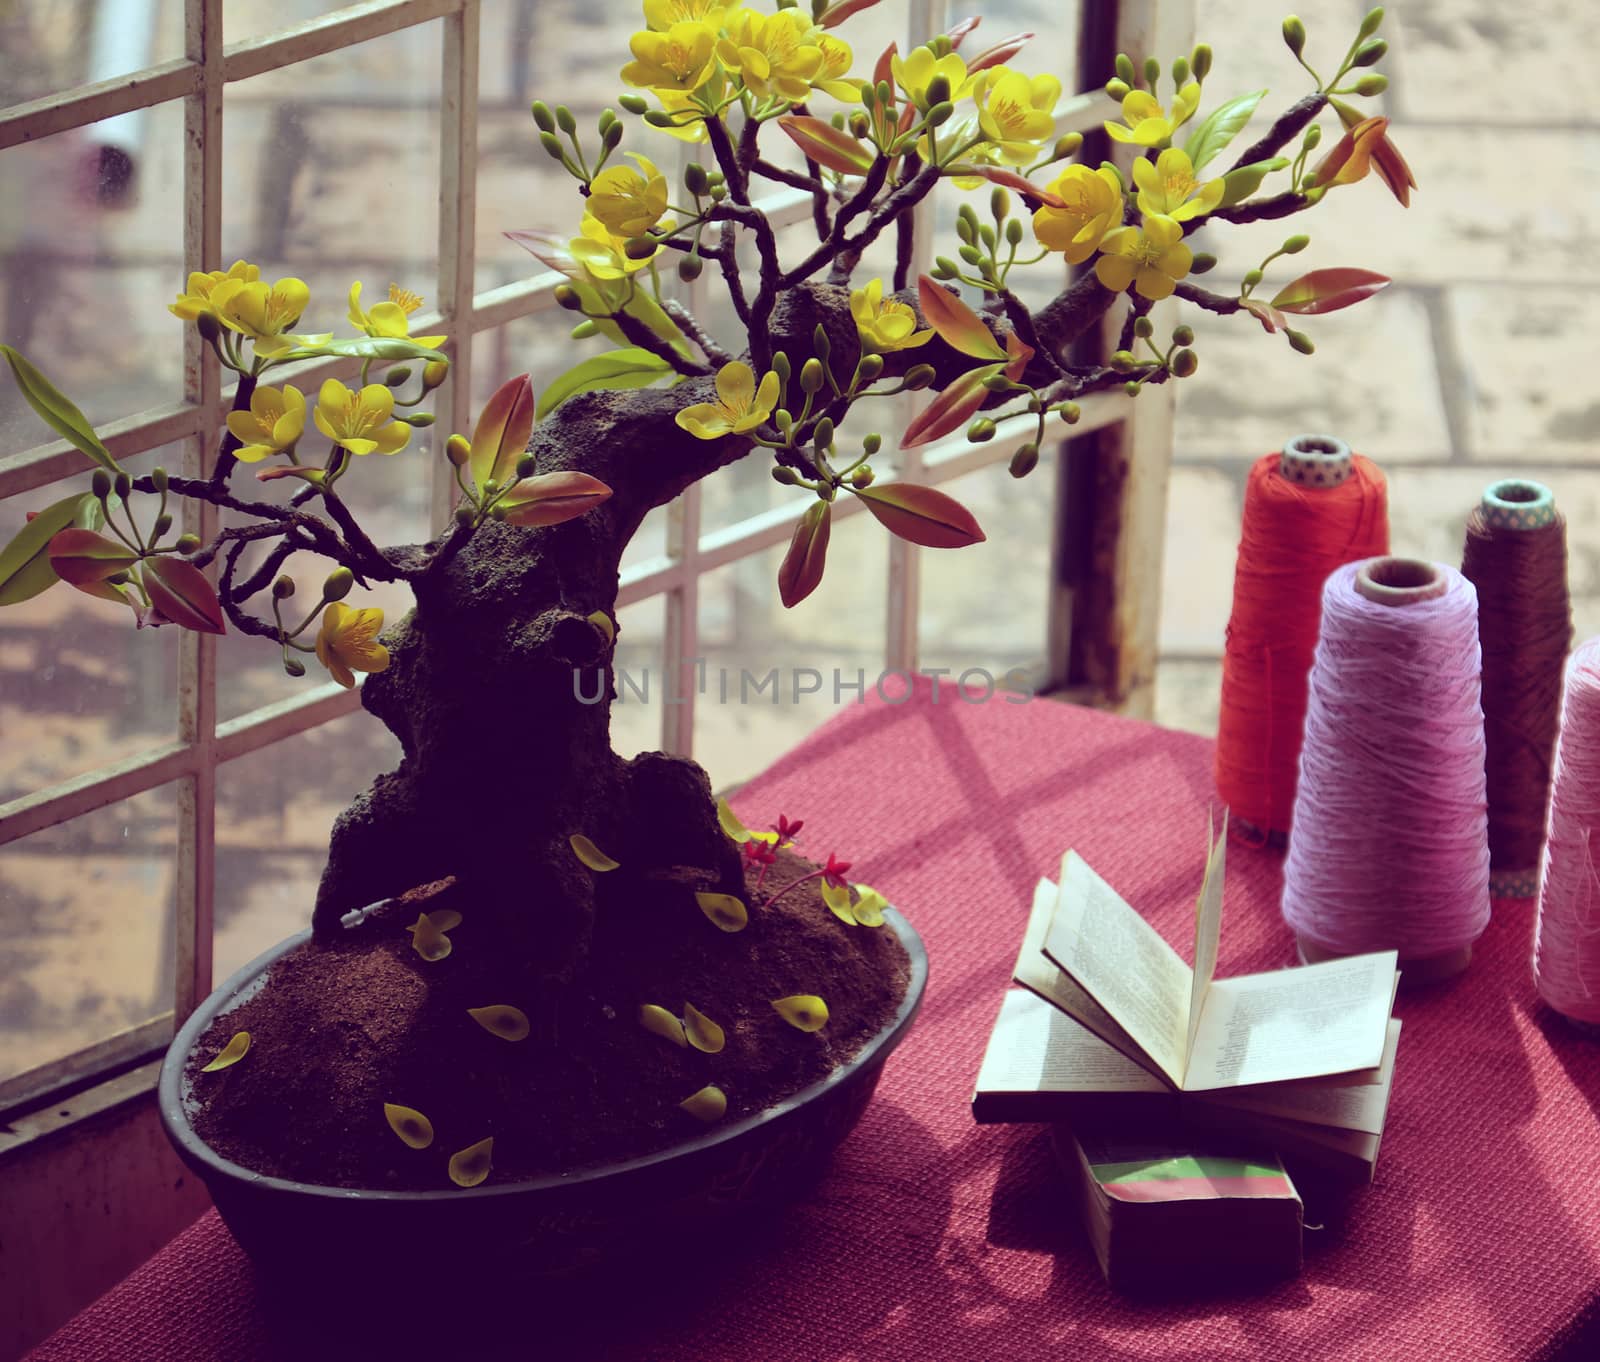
[0,0,1177,1113]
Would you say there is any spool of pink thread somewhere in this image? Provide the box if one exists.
[1533,638,1600,1028]
[1281,557,1491,983]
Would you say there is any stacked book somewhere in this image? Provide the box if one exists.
[972,820,1402,1289]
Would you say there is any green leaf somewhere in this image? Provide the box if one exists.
[499,472,613,528]
[917,276,1007,361]
[0,345,119,474]
[47,528,137,585]
[0,492,97,606]
[852,482,986,548]
[536,348,673,419]
[1218,156,1289,208]
[777,115,876,175]
[1183,89,1267,170]
[268,336,446,364]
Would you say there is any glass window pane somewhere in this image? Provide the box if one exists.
[0,780,177,1084]
[213,707,402,979]
[611,594,664,760]
[0,101,186,452]
[0,444,184,801]
[0,0,184,107]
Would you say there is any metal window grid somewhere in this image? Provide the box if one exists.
[0,0,1176,1108]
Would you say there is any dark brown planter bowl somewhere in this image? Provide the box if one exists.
[159,909,927,1289]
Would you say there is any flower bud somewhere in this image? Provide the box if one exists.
[1009,444,1039,478]
[1172,57,1190,85]
[1059,402,1081,424]
[618,93,648,114]
[1191,44,1213,81]
[875,79,892,106]
[775,409,794,435]
[958,243,983,266]
[799,358,824,393]
[284,657,306,677]
[1124,379,1142,396]
[848,111,870,138]
[454,504,476,527]
[932,256,957,279]
[553,284,582,310]
[106,571,129,586]
[1283,234,1310,254]
[1191,252,1218,274]
[677,253,704,282]
[1352,38,1387,66]
[860,82,877,110]
[446,433,471,467]
[1143,56,1160,89]
[539,130,566,159]
[990,187,1011,222]
[1105,78,1130,100]
[813,417,835,450]
[490,503,508,521]
[850,465,874,488]
[1287,329,1316,355]
[1359,6,1385,38]
[571,320,599,339]
[925,74,951,106]
[598,108,617,135]
[966,418,997,442]
[862,433,881,454]
[1005,218,1024,246]
[269,574,296,601]
[624,236,657,260]
[1133,316,1154,339]
[1110,349,1138,372]
[554,104,576,134]
[1172,324,1195,346]
[423,359,449,390]
[903,364,936,390]
[531,100,556,132]
[857,354,884,383]
[323,567,354,602]
[404,412,435,428]
[92,469,112,500]
[1171,348,1199,378]
[812,323,831,360]
[1282,16,1307,56]
[1242,268,1264,288]
[153,512,173,537]
[684,162,709,195]
[771,465,800,485]
[385,365,412,387]
[1053,132,1083,160]
[1114,53,1136,85]
[151,466,168,493]
[601,121,624,152]
[772,351,791,384]
[927,100,954,126]
[114,472,131,500]
[708,184,727,201]
[516,453,537,479]
[196,312,221,344]
[644,110,674,128]
[1304,123,1322,149]
[982,373,1012,392]
[175,533,201,554]
[1354,73,1388,95]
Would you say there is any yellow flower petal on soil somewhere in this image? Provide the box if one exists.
[315,601,390,690]
[680,1085,728,1123]
[849,884,888,928]
[716,796,751,843]
[772,995,829,1032]
[975,67,1062,166]
[716,8,823,107]
[621,20,719,93]
[170,259,259,322]
[640,1003,689,1048]
[448,1136,494,1188]
[383,1102,434,1149]
[587,610,616,644]
[407,911,453,962]
[1105,84,1201,147]
[200,1031,251,1072]
[851,278,933,355]
[683,1002,726,1054]
[312,378,411,457]
[346,281,445,349]
[570,833,620,872]
[224,383,306,463]
[1131,146,1223,224]
[469,1005,531,1042]
[587,155,671,238]
[674,361,779,440]
[821,878,856,926]
[696,891,749,933]
[1093,214,1193,302]
[1031,163,1124,265]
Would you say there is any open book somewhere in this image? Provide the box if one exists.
[972,819,1404,1182]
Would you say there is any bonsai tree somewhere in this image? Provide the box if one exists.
[0,2,1408,1175]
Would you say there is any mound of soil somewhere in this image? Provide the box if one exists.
[188,847,911,1190]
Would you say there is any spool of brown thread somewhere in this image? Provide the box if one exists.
[1460,480,1572,899]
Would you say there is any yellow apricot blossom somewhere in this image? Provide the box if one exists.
[169,260,259,323]
[850,278,932,354]
[209,274,327,356]
[812,34,860,102]
[643,0,739,30]
[716,9,822,106]
[1031,163,1124,264]
[974,67,1061,165]
[1131,147,1223,223]
[313,379,411,456]
[586,154,670,238]
[1094,215,1193,302]
[224,383,305,462]
[315,601,390,689]
[569,213,659,280]
[621,20,719,93]
[891,45,975,112]
[675,361,778,439]
[1105,85,1201,147]
[347,282,445,349]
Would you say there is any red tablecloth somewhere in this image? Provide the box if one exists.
[26,683,1600,1361]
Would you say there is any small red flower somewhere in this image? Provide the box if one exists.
[821,852,852,889]
[773,813,804,841]
[743,839,777,867]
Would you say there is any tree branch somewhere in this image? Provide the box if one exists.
[1173,282,1243,316]
[1228,93,1327,172]
[1205,191,1311,227]
[663,300,732,366]
[705,113,749,206]
[209,373,258,491]
[781,156,895,289]
[607,299,712,376]
[218,538,285,640]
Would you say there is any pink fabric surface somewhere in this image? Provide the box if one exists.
[27,683,1600,1361]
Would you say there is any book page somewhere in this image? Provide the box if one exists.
[1182,952,1398,1091]
[973,990,1170,1097]
[1014,880,1164,1077]
[1203,1019,1400,1134]
[1043,852,1193,1087]
[1188,814,1227,1058]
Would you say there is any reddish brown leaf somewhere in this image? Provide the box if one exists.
[470,374,535,491]
[820,0,885,28]
[141,556,225,634]
[901,365,1002,448]
[47,528,137,585]
[1240,297,1287,334]
[873,42,896,93]
[957,165,1064,208]
[1309,115,1387,190]
[852,482,986,549]
[1270,268,1391,315]
[945,16,981,47]
[777,500,831,608]
[498,471,613,527]
[967,31,1033,72]
[777,117,875,177]
[1003,330,1035,380]
[917,276,1006,361]
[1372,134,1417,207]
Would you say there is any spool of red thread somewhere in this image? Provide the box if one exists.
[1215,435,1390,845]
